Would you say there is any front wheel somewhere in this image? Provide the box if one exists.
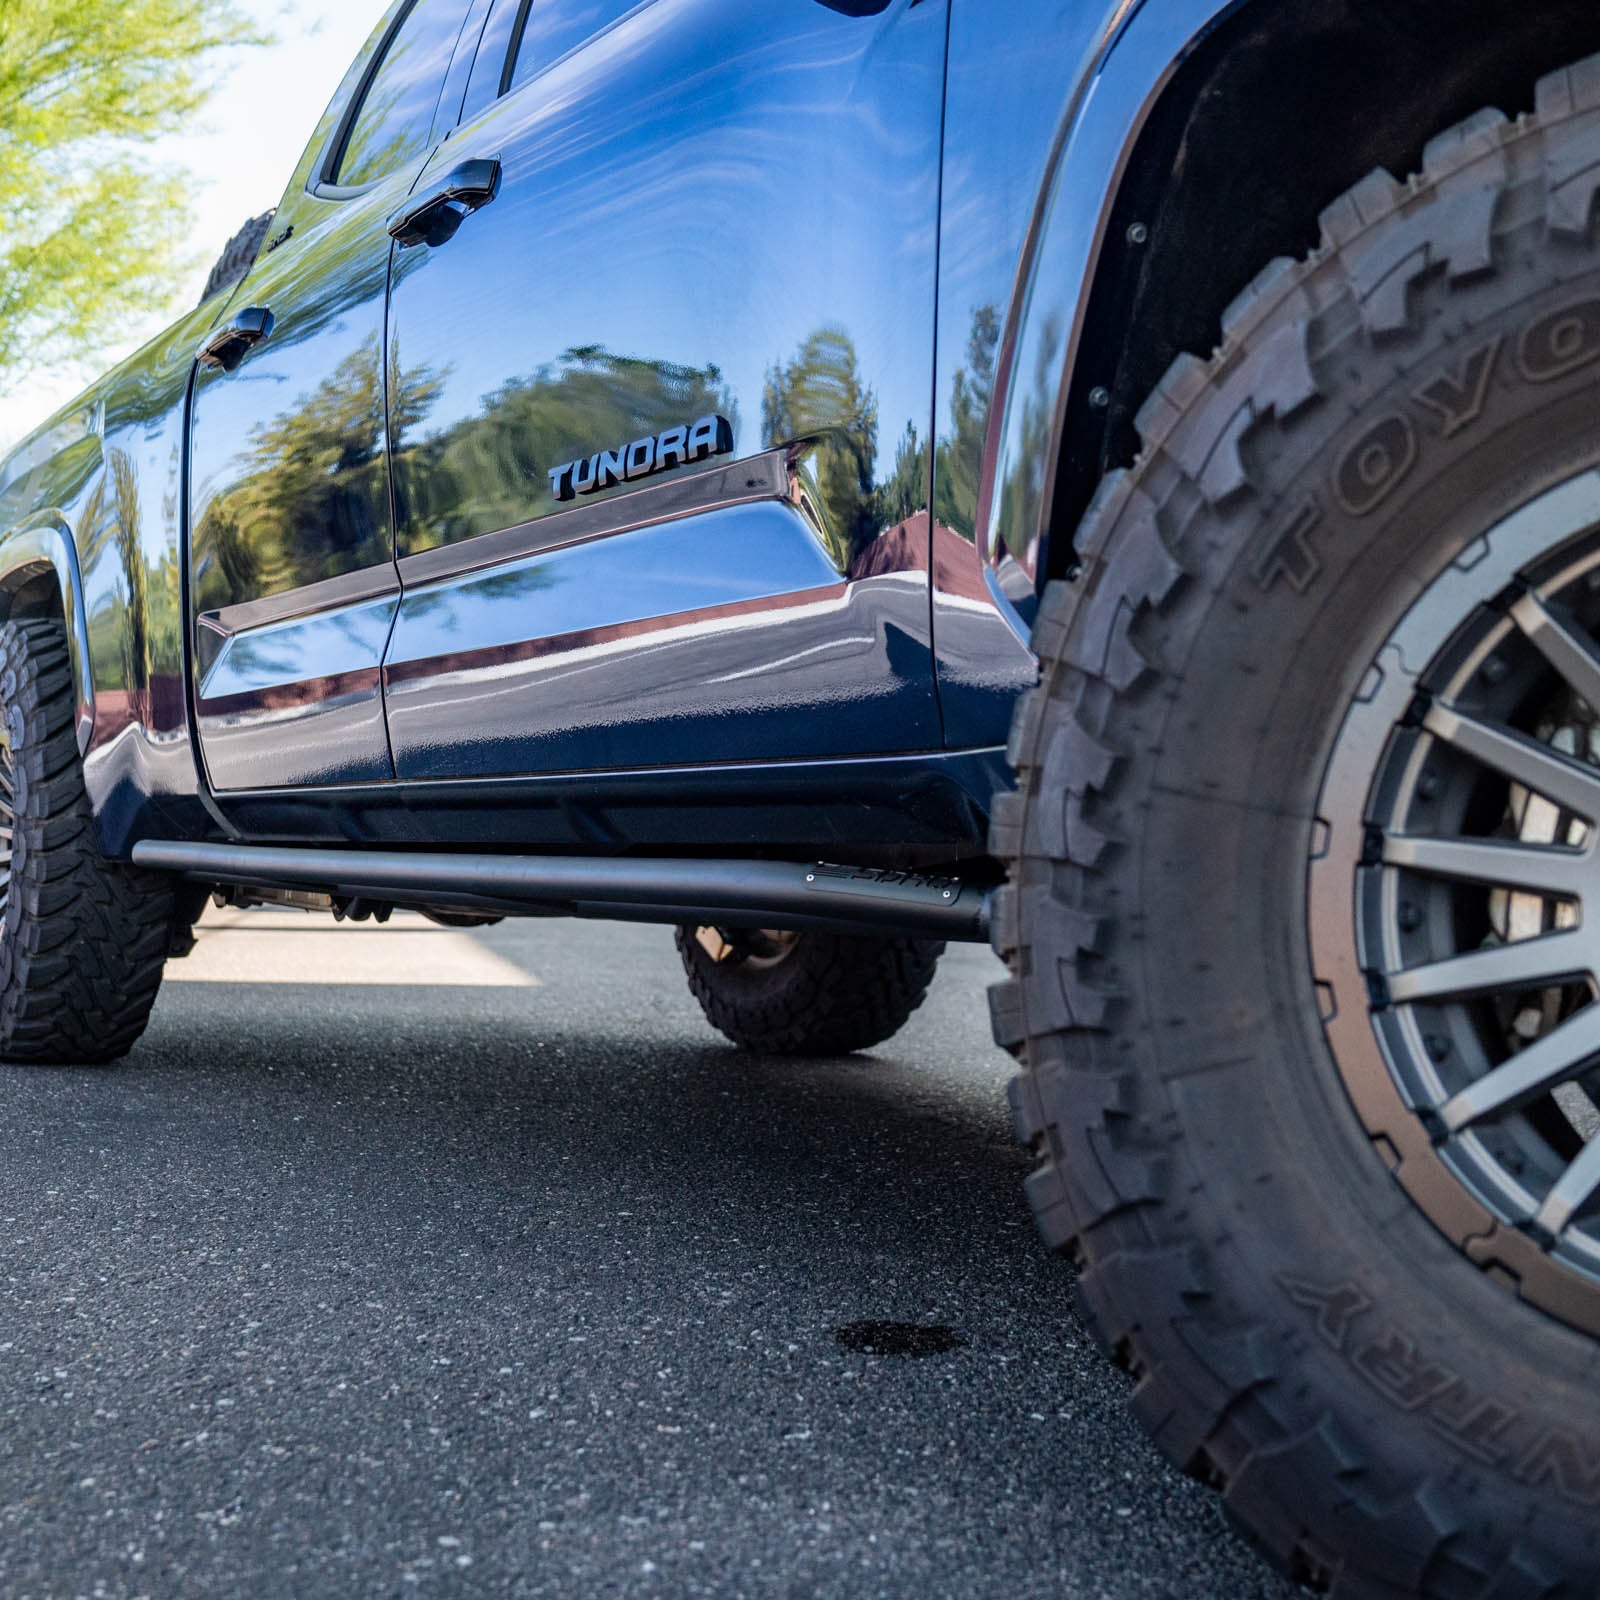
[676,925,943,1055]
[994,64,1600,1596]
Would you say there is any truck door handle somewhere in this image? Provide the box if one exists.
[197,307,274,373]
[387,157,502,248]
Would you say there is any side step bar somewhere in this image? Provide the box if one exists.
[131,841,992,942]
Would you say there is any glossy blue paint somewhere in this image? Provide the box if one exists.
[0,415,106,752]
[183,19,459,791]
[928,0,1195,746]
[194,592,401,790]
[382,0,949,773]
[972,0,1235,600]
[186,171,404,790]
[0,305,224,853]
[0,0,1267,860]
[385,501,938,777]
[397,0,949,555]
[400,503,846,646]
[202,598,401,704]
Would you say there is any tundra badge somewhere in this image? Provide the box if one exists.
[548,415,735,502]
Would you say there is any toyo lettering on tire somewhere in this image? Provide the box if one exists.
[991,55,1600,1595]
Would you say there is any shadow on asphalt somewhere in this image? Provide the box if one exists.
[0,947,1300,1598]
[102,974,1043,1309]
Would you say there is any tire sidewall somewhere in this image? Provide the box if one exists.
[1047,205,1600,1543]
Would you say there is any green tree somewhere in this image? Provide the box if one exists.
[0,0,262,380]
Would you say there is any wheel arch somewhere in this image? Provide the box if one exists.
[989,0,1600,601]
[0,518,96,756]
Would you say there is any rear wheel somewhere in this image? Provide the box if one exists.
[0,618,175,1064]
[993,60,1600,1594]
[676,924,943,1055]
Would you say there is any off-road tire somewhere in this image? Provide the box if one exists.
[199,210,275,306]
[993,59,1600,1597]
[676,926,943,1055]
[0,619,175,1064]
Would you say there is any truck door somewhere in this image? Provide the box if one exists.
[187,0,480,791]
[379,0,948,779]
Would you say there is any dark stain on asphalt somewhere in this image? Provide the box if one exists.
[834,1320,968,1357]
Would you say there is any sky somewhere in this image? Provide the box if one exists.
[0,0,388,452]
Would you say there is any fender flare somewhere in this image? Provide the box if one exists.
[978,0,1243,598]
[0,516,96,755]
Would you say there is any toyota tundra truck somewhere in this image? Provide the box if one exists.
[5,1,1600,1590]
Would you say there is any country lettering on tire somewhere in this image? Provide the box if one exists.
[1278,1272,1600,1504]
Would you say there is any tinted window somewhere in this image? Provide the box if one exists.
[336,0,472,188]
[506,1,639,92]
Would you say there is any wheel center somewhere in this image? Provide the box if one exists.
[1311,471,1600,1329]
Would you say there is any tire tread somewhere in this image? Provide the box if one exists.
[0,618,173,1065]
[990,53,1600,1597]
[678,928,943,1056]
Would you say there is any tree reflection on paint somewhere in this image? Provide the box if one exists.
[195,334,445,614]
[763,324,882,558]
[935,304,999,542]
[393,344,737,554]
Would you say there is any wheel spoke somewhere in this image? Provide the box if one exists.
[1439,1002,1600,1131]
[1536,1134,1600,1236]
[1424,702,1600,821]
[1382,834,1583,897]
[1511,591,1600,717]
[1385,929,1588,1005]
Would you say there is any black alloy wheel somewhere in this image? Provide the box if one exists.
[1313,488,1600,1331]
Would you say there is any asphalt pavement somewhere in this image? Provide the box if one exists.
[0,908,1304,1599]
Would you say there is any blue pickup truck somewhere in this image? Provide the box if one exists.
[6,1,1600,1590]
